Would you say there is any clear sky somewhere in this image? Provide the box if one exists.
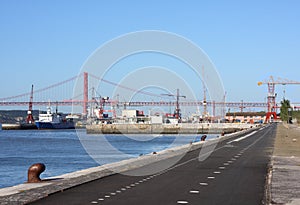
[1,0,300,112]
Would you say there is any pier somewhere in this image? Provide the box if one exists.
[86,123,253,134]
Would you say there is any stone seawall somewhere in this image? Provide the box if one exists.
[86,123,255,134]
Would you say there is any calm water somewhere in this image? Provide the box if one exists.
[0,129,215,188]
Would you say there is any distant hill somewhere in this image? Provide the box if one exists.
[0,110,40,124]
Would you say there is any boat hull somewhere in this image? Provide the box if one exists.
[35,121,75,129]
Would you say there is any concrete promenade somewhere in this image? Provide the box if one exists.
[269,123,300,204]
[0,123,276,205]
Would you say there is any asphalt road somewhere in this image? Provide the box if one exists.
[30,124,276,205]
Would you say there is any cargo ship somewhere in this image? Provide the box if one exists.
[35,107,75,129]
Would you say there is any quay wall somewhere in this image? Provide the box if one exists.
[1,124,21,130]
[86,123,254,134]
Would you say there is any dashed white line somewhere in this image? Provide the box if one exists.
[126,186,131,189]
[116,190,121,193]
[189,190,200,194]
[98,198,104,201]
[228,131,258,143]
[91,201,98,204]
[110,192,116,195]
[219,166,225,169]
[104,195,110,198]
[200,182,208,186]
[223,163,229,166]
[121,188,126,191]
[177,201,189,204]
[214,171,221,174]
[207,176,215,179]
[228,161,233,163]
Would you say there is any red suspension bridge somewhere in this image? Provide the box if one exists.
[0,72,298,117]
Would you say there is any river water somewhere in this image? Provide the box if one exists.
[0,129,215,189]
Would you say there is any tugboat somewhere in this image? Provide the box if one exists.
[35,106,75,129]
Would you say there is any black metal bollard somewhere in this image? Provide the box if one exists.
[27,163,46,183]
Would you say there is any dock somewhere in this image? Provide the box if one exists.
[1,124,37,130]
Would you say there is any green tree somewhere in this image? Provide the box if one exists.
[280,99,291,122]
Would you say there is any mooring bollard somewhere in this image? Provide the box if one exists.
[27,163,46,183]
[201,135,207,141]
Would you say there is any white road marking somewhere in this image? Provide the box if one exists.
[223,163,229,165]
[88,127,273,205]
[152,127,273,179]
[228,161,233,163]
[130,184,136,187]
[126,186,131,189]
[227,131,258,143]
[177,201,189,204]
[110,192,116,195]
[189,190,200,194]
[135,182,139,185]
[207,176,215,179]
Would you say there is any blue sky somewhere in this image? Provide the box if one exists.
[1,0,300,112]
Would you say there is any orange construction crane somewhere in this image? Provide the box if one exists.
[258,76,300,122]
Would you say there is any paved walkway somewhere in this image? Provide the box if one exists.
[270,123,300,204]
[29,125,275,205]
